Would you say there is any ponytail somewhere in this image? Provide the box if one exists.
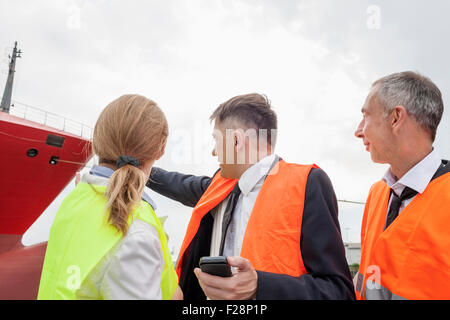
[105,164,147,235]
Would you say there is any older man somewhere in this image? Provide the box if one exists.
[354,71,450,299]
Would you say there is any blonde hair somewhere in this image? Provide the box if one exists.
[92,94,168,235]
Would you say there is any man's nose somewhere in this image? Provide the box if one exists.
[212,148,217,157]
[354,120,364,138]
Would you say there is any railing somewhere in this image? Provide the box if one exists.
[8,100,93,139]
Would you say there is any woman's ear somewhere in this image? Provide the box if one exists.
[156,145,166,161]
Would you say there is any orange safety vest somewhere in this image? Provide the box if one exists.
[176,160,318,278]
[355,172,450,300]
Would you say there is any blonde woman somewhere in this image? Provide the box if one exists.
[38,94,182,300]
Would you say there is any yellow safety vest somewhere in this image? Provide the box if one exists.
[37,182,178,300]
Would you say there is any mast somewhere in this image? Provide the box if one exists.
[1,41,22,113]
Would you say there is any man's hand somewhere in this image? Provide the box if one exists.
[172,286,184,300]
[194,256,258,300]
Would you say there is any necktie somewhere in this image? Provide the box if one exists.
[385,186,418,230]
[219,183,241,255]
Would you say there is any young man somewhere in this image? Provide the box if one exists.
[149,93,354,300]
[354,72,450,299]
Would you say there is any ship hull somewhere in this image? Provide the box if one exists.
[0,112,92,299]
[0,241,47,300]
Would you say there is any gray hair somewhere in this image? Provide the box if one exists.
[372,71,444,142]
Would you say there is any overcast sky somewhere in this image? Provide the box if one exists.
[2,0,449,255]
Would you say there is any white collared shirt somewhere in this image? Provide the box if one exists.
[210,154,277,257]
[383,148,442,216]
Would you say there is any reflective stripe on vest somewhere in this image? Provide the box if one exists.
[357,172,450,300]
[176,160,317,277]
[38,182,178,300]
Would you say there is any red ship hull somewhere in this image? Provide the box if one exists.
[0,112,92,299]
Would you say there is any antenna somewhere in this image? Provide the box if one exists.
[1,41,22,113]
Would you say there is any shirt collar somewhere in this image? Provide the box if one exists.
[89,165,115,178]
[383,148,442,196]
[87,165,157,211]
[238,154,277,196]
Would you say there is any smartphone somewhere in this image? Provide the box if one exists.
[199,256,232,277]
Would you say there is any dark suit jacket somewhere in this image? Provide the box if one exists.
[147,160,355,300]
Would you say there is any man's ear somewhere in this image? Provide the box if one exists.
[391,105,408,132]
[234,129,246,151]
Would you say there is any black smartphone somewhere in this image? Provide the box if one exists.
[199,256,232,277]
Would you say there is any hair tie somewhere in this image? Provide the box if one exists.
[116,155,139,168]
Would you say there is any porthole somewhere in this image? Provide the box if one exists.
[27,148,38,157]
